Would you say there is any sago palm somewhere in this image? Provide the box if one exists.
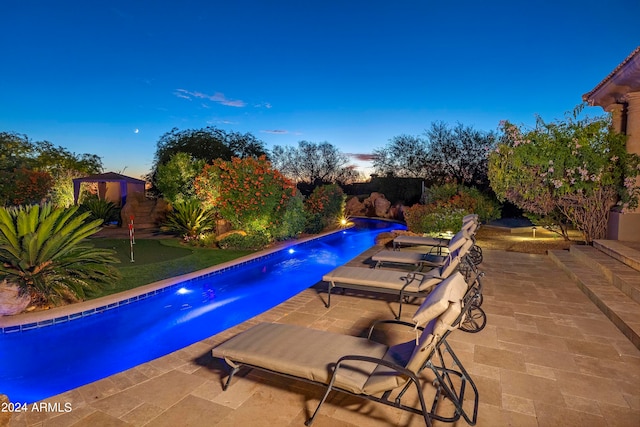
[162,199,217,238]
[0,203,120,305]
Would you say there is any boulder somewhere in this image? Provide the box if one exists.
[344,197,366,217]
[373,196,392,218]
[0,280,30,316]
[362,192,383,216]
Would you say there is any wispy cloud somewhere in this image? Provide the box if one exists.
[207,119,239,125]
[261,129,289,134]
[255,102,272,109]
[347,153,377,162]
[174,89,246,107]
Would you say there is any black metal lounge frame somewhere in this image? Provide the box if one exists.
[217,273,485,426]
[324,271,432,320]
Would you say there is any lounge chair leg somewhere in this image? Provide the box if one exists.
[223,367,239,391]
[306,384,333,426]
[396,293,404,320]
[325,283,332,308]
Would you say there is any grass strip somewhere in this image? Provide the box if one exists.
[88,238,253,297]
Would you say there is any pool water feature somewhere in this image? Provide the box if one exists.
[0,219,404,403]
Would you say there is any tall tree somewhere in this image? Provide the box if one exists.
[424,122,496,188]
[271,141,359,187]
[372,135,429,178]
[372,123,496,188]
[152,126,267,169]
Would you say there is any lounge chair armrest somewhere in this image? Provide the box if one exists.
[333,355,419,383]
[367,319,423,339]
[404,271,426,280]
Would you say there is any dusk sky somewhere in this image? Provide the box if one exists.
[2,0,639,178]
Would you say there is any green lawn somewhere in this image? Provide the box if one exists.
[88,238,254,298]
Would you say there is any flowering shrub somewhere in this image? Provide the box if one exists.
[488,107,640,243]
[404,203,468,235]
[3,168,53,206]
[194,156,297,237]
[304,184,346,233]
[423,183,501,223]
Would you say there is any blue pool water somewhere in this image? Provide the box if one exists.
[0,219,404,403]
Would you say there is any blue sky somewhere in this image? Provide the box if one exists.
[2,0,639,178]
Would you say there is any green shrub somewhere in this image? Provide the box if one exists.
[272,192,306,240]
[217,232,269,250]
[404,204,468,235]
[422,182,459,205]
[162,199,217,238]
[304,184,346,233]
[421,183,501,223]
[79,196,120,224]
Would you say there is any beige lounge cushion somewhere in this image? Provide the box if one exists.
[412,272,468,327]
[322,266,443,293]
[371,249,425,266]
[212,323,388,394]
[406,301,462,373]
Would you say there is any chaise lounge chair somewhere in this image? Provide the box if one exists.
[321,250,464,319]
[211,271,482,426]
[372,227,474,269]
[392,214,479,250]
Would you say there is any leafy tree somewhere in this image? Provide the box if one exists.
[154,152,206,204]
[194,156,297,237]
[424,122,496,188]
[35,141,103,207]
[488,107,640,243]
[373,122,496,188]
[0,132,103,207]
[151,127,267,183]
[271,141,360,188]
[372,135,429,178]
[0,203,120,305]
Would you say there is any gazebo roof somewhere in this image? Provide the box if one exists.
[72,172,146,184]
[582,46,640,109]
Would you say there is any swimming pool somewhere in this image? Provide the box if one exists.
[0,218,404,403]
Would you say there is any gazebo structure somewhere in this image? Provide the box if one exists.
[72,172,146,206]
[583,46,640,241]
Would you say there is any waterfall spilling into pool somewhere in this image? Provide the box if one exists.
[0,219,404,403]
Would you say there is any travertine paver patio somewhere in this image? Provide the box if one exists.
[5,248,640,427]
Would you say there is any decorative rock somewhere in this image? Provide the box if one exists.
[344,197,366,217]
[150,197,170,224]
[373,196,392,218]
[0,280,30,316]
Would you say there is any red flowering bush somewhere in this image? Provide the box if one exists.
[194,156,297,236]
[4,168,53,206]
